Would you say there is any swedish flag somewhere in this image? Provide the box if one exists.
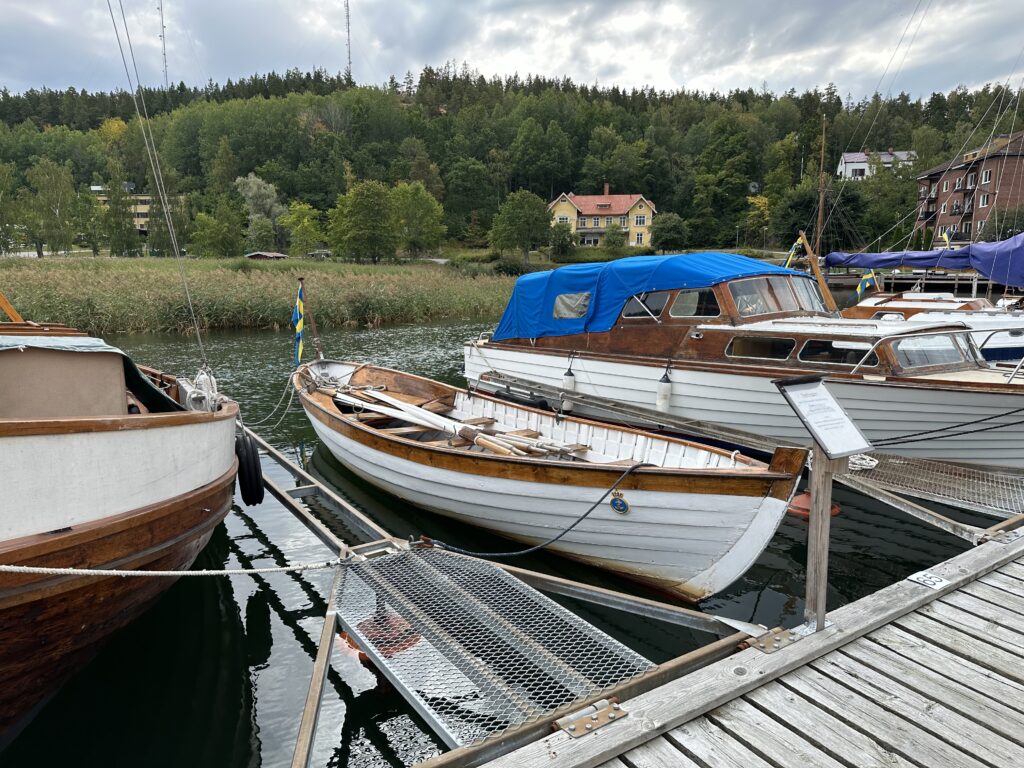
[291,284,304,367]
[856,270,878,297]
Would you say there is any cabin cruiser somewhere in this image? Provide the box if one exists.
[465,252,1024,468]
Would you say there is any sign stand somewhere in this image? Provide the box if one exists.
[775,376,873,633]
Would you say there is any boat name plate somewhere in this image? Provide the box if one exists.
[554,699,625,738]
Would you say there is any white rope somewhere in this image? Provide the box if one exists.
[0,558,342,578]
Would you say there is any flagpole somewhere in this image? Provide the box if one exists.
[298,277,325,361]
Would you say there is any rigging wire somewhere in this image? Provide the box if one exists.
[105,0,209,368]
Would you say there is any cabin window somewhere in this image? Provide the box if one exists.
[872,310,905,320]
[792,278,827,312]
[669,288,720,318]
[799,339,878,367]
[891,335,969,368]
[552,292,591,319]
[622,291,671,319]
[726,336,795,360]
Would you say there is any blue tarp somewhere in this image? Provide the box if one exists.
[492,252,811,341]
[825,231,1024,286]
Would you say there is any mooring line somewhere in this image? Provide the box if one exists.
[0,558,343,578]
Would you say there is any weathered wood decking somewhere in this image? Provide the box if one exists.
[483,531,1024,768]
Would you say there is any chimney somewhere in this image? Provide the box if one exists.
[603,182,610,195]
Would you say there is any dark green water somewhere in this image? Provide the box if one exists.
[0,323,993,767]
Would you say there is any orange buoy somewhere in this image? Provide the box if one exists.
[786,490,840,519]
[337,613,422,664]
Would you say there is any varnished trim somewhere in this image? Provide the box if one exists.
[296,367,802,499]
[0,399,238,437]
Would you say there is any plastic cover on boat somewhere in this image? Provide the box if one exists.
[825,231,1024,287]
[492,252,810,340]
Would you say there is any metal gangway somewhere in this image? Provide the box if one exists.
[244,429,765,768]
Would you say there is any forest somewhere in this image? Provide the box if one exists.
[1,62,1022,259]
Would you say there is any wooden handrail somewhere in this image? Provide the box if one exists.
[0,289,24,323]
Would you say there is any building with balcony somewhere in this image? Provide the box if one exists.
[836,149,916,179]
[90,184,153,234]
[914,131,1024,244]
[548,184,656,247]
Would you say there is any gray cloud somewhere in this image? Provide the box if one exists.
[1,0,1022,98]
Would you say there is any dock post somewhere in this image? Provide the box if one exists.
[805,446,848,632]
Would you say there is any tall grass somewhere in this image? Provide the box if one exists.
[0,257,515,335]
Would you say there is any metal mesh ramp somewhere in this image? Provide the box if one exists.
[336,547,656,747]
[849,454,1024,519]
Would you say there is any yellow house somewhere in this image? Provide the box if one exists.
[548,184,656,247]
[90,185,154,233]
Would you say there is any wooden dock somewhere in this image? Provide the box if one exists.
[482,530,1024,768]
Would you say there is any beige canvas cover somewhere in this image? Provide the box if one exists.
[0,348,128,418]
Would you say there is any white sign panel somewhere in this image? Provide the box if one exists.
[775,376,873,459]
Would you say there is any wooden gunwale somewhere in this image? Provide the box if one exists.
[295,367,804,499]
[0,399,238,438]
[480,339,1024,395]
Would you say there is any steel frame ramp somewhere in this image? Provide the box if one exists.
[336,546,656,748]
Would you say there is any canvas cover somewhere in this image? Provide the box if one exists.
[492,252,810,341]
[825,231,1024,287]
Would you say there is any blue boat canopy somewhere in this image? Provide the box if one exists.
[492,252,811,341]
[825,232,1024,287]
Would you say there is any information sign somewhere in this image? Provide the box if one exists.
[774,376,873,459]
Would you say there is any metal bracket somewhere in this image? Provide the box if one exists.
[747,627,800,654]
[554,699,625,738]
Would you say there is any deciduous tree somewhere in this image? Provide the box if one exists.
[392,181,445,256]
[650,212,688,253]
[489,190,551,261]
[278,200,323,257]
[327,180,398,263]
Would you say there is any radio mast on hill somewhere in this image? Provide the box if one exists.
[344,0,352,82]
[157,1,169,87]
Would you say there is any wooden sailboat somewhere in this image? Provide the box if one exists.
[294,359,806,602]
[0,303,241,743]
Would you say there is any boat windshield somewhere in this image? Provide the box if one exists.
[729,277,825,317]
[891,334,975,368]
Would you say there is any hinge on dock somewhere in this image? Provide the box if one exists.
[553,698,625,738]
[746,627,800,654]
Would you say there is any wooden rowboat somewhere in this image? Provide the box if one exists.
[294,360,807,602]
[0,319,240,744]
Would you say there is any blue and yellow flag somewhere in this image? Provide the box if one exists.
[783,239,801,269]
[942,229,952,249]
[856,270,878,297]
[291,284,304,366]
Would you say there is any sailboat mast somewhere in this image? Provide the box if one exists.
[814,115,826,259]
[158,1,169,88]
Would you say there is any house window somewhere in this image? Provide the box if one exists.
[578,218,587,229]
[605,216,613,226]
[955,177,963,190]
[552,292,591,319]
[930,183,937,196]
[852,168,866,178]
[634,214,647,226]
[558,216,569,224]
[982,169,992,184]
[967,172,977,188]
[978,220,986,233]
[592,217,600,227]
[635,232,644,245]
[980,194,990,208]
[949,223,958,233]
[942,181,949,192]
[638,203,645,210]
[622,291,671,318]
[963,222,972,236]
[940,203,947,214]
[619,215,627,226]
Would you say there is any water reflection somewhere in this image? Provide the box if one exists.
[1,323,984,767]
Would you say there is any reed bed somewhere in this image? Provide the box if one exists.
[0,257,515,335]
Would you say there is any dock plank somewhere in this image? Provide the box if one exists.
[744,681,919,768]
[960,580,1024,616]
[706,697,846,768]
[665,718,774,768]
[811,651,1024,767]
[998,561,1024,583]
[894,612,1024,683]
[978,570,1024,598]
[782,666,988,768]
[611,738,701,768]
[917,599,1024,654]
[842,637,1024,742]
[941,589,1024,635]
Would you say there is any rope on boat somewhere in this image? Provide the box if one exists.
[0,558,342,578]
[425,462,654,559]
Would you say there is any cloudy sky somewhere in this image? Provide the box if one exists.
[2,0,1022,99]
